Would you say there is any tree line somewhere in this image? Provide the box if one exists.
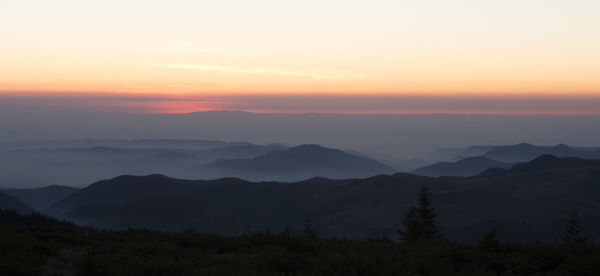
[397,187,589,244]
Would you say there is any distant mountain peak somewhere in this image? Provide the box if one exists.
[257,144,349,159]
[514,154,583,170]
[455,156,498,164]
[531,154,561,162]
[553,143,572,149]
[482,142,597,163]
[104,174,173,185]
[3,185,78,211]
[201,144,395,180]
[286,144,339,152]
[514,142,535,147]
[412,156,510,177]
[479,154,600,177]
[0,191,33,213]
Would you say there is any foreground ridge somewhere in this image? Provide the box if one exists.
[1,210,598,276]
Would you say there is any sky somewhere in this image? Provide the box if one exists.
[1,0,599,114]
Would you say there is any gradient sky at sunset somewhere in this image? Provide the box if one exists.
[1,0,599,113]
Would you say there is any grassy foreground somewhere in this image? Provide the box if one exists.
[2,225,600,276]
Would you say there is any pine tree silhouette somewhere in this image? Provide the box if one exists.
[281,226,293,239]
[398,206,421,242]
[417,187,440,239]
[477,229,501,252]
[303,217,316,238]
[398,187,441,242]
[563,210,587,243]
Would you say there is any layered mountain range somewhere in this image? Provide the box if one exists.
[2,154,600,242]
[412,143,600,177]
[0,140,395,186]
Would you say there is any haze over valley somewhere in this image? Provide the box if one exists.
[2,0,600,274]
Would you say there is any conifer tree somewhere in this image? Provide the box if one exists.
[281,226,293,239]
[417,187,440,239]
[563,210,587,243]
[398,187,441,242]
[303,217,316,238]
[398,206,421,242]
[477,229,501,252]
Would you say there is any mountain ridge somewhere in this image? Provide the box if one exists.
[46,155,600,242]
[200,144,396,180]
[4,185,78,211]
[412,156,511,177]
[482,143,599,162]
[0,191,34,213]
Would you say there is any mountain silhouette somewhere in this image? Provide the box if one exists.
[200,144,396,180]
[47,174,201,215]
[0,141,288,187]
[0,191,33,213]
[412,156,511,177]
[64,194,254,233]
[200,144,286,159]
[421,145,496,161]
[482,143,599,162]
[127,139,251,149]
[479,155,600,177]
[47,156,600,242]
[4,185,78,211]
[151,151,197,160]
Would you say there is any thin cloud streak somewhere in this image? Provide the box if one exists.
[157,48,298,58]
[148,64,365,80]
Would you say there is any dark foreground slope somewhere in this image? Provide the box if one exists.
[2,218,600,276]
[0,209,74,227]
[46,155,600,242]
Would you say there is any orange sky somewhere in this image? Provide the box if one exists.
[1,1,599,102]
[0,92,598,115]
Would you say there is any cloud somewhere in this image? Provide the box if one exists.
[158,48,304,57]
[148,64,365,80]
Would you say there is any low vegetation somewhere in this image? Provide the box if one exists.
[2,187,600,276]
[3,223,600,275]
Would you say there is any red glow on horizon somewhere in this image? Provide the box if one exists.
[114,101,222,113]
[1,92,599,116]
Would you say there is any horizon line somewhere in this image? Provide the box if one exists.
[45,109,600,116]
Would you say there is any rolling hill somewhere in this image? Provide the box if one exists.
[412,156,511,177]
[200,144,396,180]
[0,191,34,213]
[0,141,287,187]
[479,154,600,177]
[4,185,78,211]
[47,155,600,242]
[482,143,600,162]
